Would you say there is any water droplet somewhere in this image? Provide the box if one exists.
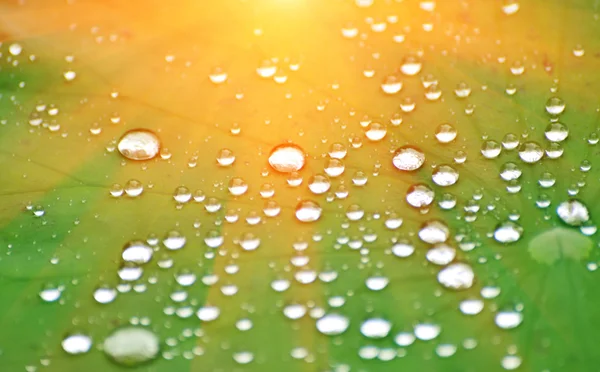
[256,59,277,78]
[9,43,23,56]
[425,84,442,101]
[435,123,457,143]
[394,332,416,346]
[32,205,45,217]
[62,333,92,355]
[308,174,331,194]
[268,144,306,173]
[426,243,456,265]
[229,177,249,196]
[197,305,220,321]
[387,235,412,255]
[502,0,520,15]
[432,165,459,186]
[365,275,389,291]
[124,179,143,197]
[360,318,391,339]
[481,140,502,159]
[500,162,521,181]
[163,230,186,250]
[173,186,192,203]
[392,146,425,171]
[414,323,441,341]
[122,240,153,264]
[381,74,403,94]
[39,284,62,302]
[94,285,117,304]
[118,130,160,161]
[365,122,387,141]
[573,44,585,57]
[295,200,322,222]
[557,199,589,226]
[518,142,543,163]
[459,299,484,315]
[233,351,254,364]
[324,158,345,177]
[419,220,449,244]
[316,314,349,335]
[502,355,522,370]
[283,304,306,319]
[216,148,235,166]
[494,221,523,243]
[400,55,422,76]
[208,67,228,84]
[103,327,159,366]
[495,310,523,329]
[545,97,565,115]
[545,122,569,142]
[437,263,474,290]
[406,183,435,208]
[454,82,471,98]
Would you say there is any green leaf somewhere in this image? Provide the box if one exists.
[528,227,593,265]
[0,0,599,371]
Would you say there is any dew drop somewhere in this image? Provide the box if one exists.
[392,146,425,171]
[400,55,422,76]
[494,221,523,243]
[419,220,449,244]
[437,263,474,290]
[103,327,160,366]
[360,318,391,339]
[495,310,523,329]
[518,142,544,163]
[117,130,161,161]
[122,240,153,264]
[62,333,92,355]
[432,165,459,186]
[435,123,457,143]
[295,200,322,222]
[557,199,589,226]
[268,144,306,173]
[545,97,565,115]
[406,183,435,208]
[316,314,349,336]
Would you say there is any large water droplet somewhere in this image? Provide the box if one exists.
[419,220,449,244]
[432,165,459,186]
[406,184,435,208]
[295,200,322,222]
[435,123,457,143]
[437,263,474,290]
[545,97,565,115]
[122,240,153,264]
[518,142,544,163]
[268,144,306,172]
[103,327,160,366]
[400,55,422,76]
[62,333,92,355]
[495,310,523,329]
[493,221,523,243]
[117,130,160,161]
[360,318,391,339]
[392,146,425,171]
[545,122,569,142]
[316,313,350,335]
[556,199,589,226]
